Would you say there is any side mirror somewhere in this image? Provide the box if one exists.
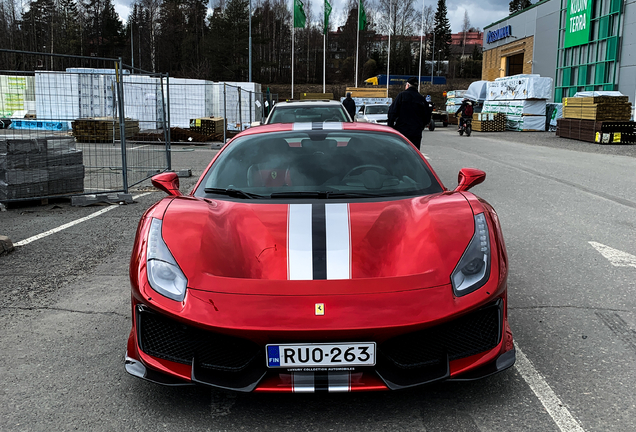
[454,168,486,192]
[151,172,182,197]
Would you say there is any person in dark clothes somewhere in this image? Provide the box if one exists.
[342,92,356,120]
[455,99,474,130]
[387,77,430,150]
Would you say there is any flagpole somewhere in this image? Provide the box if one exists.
[418,0,424,92]
[323,34,326,93]
[292,24,295,99]
[355,0,360,88]
[386,0,391,96]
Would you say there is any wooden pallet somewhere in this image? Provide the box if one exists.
[72,117,139,143]
[299,93,334,100]
[563,103,632,121]
[346,87,388,98]
[556,118,636,144]
[563,96,629,105]
[472,113,506,132]
[189,117,225,136]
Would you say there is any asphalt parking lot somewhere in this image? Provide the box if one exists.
[1,127,635,431]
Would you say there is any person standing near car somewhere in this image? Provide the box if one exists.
[342,92,356,121]
[387,77,430,150]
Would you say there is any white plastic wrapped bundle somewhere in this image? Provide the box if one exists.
[483,100,546,116]
[506,115,546,131]
[487,75,553,100]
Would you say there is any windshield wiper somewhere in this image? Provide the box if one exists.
[203,187,264,199]
[269,191,378,199]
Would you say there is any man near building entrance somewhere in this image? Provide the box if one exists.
[342,92,356,120]
[387,77,430,150]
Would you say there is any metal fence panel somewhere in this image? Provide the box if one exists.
[0,50,170,203]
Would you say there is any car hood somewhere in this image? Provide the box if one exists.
[160,194,476,294]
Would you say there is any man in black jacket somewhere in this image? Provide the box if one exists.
[387,77,430,150]
[342,92,356,120]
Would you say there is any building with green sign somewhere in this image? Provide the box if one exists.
[482,0,635,111]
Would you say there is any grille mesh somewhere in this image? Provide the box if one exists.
[138,308,260,371]
[380,302,501,369]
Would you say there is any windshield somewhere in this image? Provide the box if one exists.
[267,106,349,123]
[365,105,389,115]
[194,130,443,200]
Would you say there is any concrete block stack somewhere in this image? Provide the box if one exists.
[484,74,553,131]
[0,136,84,201]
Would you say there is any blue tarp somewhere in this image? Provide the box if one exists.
[10,120,70,131]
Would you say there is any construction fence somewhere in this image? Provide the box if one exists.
[0,49,275,204]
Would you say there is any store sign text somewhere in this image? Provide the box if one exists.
[487,25,512,44]
[564,0,592,48]
[568,0,588,32]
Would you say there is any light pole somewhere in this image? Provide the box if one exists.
[430,31,435,84]
[131,23,134,70]
[248,0,252,82]
[386,0,391,96]
[437,49,442,76]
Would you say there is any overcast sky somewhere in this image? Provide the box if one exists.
[113,0,510,34]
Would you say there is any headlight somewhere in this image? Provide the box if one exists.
[146,218,188,301]
[451,213,491,297]
[368,118,377,123]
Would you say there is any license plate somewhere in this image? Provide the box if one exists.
[266,343,376,368]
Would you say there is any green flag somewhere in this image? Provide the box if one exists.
[294,0,307,28]
[358,1,367,31]
[324,0,332,35]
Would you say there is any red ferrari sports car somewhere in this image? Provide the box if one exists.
[125,122,515,392]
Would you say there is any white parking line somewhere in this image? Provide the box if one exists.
[589,241,636,268]
[13,192,152,247]
[514,342,586,432]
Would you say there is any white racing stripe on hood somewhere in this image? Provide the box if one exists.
[288,203,351,280]
[288,204,313,280]
[292,122,343,131]
[325,203,351,279]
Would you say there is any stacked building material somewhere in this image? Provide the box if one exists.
[0,138,48,200]
[0,76,36,118]
[562,96,632,121]
[71,117,140,143]
[484,75,552,131]
[472,113,506,132]
[556,118,636,144]
[0,136,84,200]
[445,90,467,114]
[189,117,225,140]
[47,138,85,195]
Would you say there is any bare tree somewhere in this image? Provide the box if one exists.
[140,0,161,72]
[461,9,470,57]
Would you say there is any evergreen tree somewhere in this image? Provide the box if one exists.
[21,0,56,53]
[509,0,532,14]
[57,0,82,55]
[432,0,451,71]
[155,0,187,75]
[206,0,250,81]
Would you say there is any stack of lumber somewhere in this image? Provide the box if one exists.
[563,96,632,121]
[299,93,334,100]
[71,117,140,143]
[556,118,636,144]
[472,113,506,132]
[346,87,388,98]
[189,117,225,139]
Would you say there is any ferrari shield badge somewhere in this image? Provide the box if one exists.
[315,303,325,316]
[271,170,278,179]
